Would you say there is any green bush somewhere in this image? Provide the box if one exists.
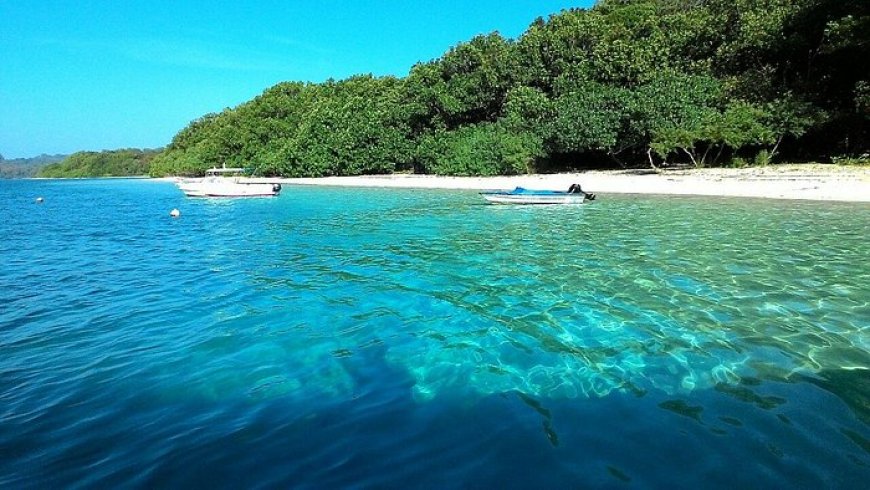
[725,157,749,168]
[415,124,542,176]
[754,149,771,167]
[832,154,870,166]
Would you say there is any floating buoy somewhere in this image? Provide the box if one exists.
[36,197,44,203]
[169,208,180,218]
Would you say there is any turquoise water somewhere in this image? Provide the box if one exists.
[1,178,868,487]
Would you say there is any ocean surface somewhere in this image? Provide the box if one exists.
[1,178,868,488]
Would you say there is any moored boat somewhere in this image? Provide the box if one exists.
[480,185,596,205]
[176,167,281,197]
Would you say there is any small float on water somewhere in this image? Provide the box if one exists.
[176,166,281,198]
[480,183,596,205]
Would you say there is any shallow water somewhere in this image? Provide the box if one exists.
[1,179,868,487]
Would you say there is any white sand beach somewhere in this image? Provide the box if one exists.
[268,165,870,202]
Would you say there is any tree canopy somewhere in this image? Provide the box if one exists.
[149,0,868,177]
[38,149,161,178]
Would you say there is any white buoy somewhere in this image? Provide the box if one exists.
[169,208,180,218]
[36,197,44,203]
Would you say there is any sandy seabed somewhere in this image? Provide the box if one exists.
[262,165,870,202]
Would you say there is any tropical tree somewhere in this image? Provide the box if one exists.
[148,0,868,177]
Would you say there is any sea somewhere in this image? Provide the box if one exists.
[1,178,869,488]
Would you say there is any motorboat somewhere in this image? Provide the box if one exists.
[176,167,282,198]
[480,185,596,205]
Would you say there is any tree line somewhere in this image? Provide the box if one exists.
[38,149,161,178]
[137,0,864,176]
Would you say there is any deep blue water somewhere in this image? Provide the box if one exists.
[1,178,869,488]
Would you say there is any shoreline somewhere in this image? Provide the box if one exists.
[261,165,870,202]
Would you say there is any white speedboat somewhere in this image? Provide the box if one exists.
[176,167,282,198]
[480,185,595,205]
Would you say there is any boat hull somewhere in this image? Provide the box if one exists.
[176,180,281,198]
[480,192,588,205]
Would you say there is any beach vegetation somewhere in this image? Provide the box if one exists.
[38,149,161,178]
[754,150,772,167]
[148,0,869,177]
[415,123,542,176]
[832,154,870,166]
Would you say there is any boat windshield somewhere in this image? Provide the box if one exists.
[205,167,247,177]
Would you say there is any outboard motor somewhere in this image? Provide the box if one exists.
[568,183,595,200]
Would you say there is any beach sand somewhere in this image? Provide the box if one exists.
[266,165,870,202]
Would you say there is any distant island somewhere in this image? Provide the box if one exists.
[0,149,161,179]
[0,154,67,178]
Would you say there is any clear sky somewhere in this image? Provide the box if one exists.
[0,1,592,159]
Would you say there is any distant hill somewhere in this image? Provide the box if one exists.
[0,154,67,178]
[37,149,163,178]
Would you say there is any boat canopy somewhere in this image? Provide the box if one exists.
[205,167,247,175]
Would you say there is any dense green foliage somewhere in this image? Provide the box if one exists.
[151,0,869,177]
[38,149,162,178]
[0,154,66,178]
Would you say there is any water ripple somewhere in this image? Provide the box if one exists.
[1,180,868,486]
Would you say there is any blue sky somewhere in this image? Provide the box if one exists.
[0,1,592,159]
